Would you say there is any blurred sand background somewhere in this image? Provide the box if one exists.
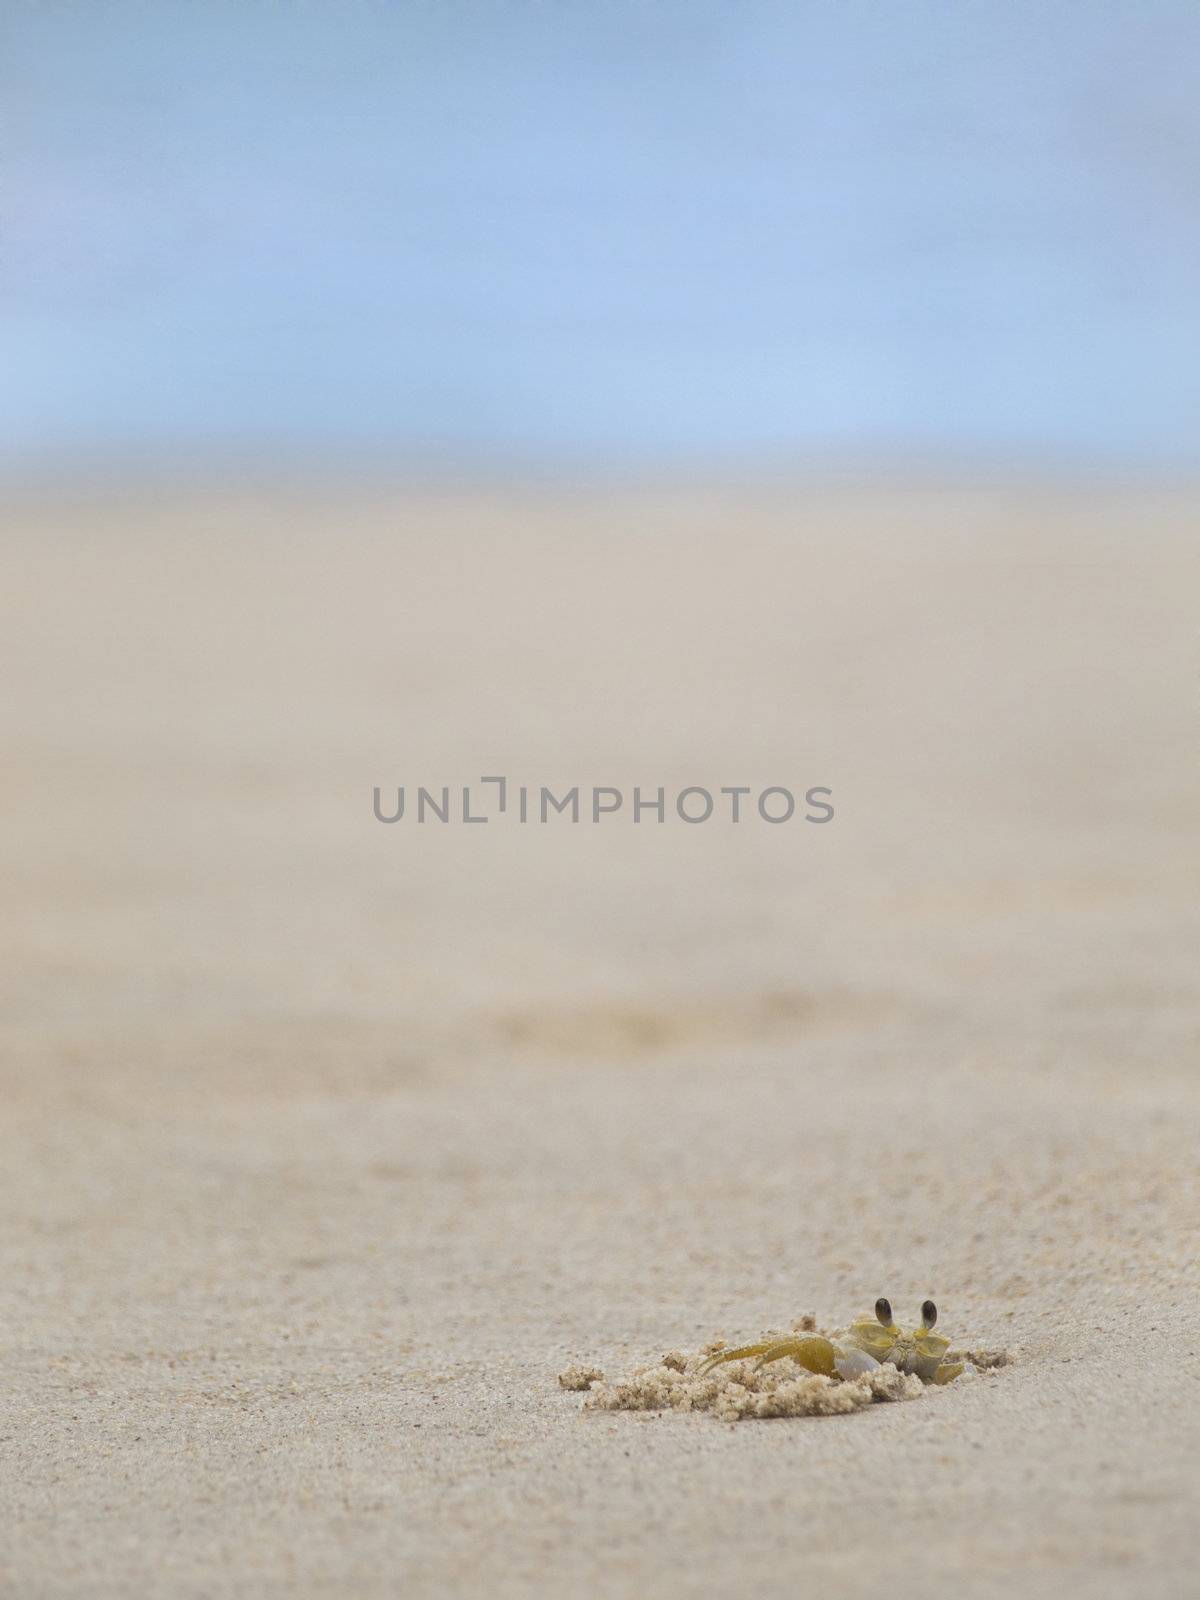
[1,476,1197,1598]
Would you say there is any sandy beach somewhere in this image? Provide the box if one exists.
[2,476,1197,1598]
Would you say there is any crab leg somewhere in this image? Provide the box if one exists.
[700,1335,837,1376]
[932,1360,965,1385]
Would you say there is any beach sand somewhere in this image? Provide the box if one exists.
[1,476,1197,1597]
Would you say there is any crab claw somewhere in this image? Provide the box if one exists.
[833,1347,880,1380]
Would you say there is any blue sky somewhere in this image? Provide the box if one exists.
[4,1,1199,467]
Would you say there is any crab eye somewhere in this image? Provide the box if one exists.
[874,1297,893,1326]
[921,1300,937,1329]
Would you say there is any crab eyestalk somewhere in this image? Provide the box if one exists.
[874,1297,894,1327]
[921,1299,938,1330]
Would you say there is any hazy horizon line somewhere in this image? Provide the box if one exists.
[6,441,1200,503]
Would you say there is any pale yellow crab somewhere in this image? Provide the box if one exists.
[700,1298,966,1385]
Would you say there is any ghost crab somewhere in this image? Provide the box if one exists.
[700,1297,966,1386]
